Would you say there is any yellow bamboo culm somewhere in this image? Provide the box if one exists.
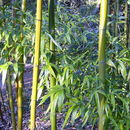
[98,0,108,130]
[30,0,42,129]
[6,70,16,130]
[17,0,26,129]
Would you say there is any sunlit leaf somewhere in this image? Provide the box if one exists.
[107,59,116,68]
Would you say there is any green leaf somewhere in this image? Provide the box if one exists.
[118,60,127,79]
[45,33,62,50]
[13,63,19,74]
[128,0,130,4]
[73,51,88,65]
[2,69,7,88]
[37,85,44,101]
[62,105,75,128]
[116,95,129,113]
[48,65,56,78]
[39,94,51,105]
[127,70,130,81]
[49,63,59,73]
[104,104,110,117]
[43,65,56,78]
[50,93,59,111]
[111,95,115,110]
[82,110,89,127]
[0,62,12,87]
[94,92,100,114]
[49,85,63,94]
[120,58,130,65]
[71,107,78,124]
[66,32,71,43]
[107,59,116,68]
[57,91,65,112]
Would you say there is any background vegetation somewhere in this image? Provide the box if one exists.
[0,0,130,130]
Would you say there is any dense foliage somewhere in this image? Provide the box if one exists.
[0,0,130,129]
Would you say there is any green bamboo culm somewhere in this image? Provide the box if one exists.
[0,0,3,5]
[13,0,18,99]
[0,0,5,24]
[0,88,6,113]
[6,70,16,130]
[0,102,4,122]
[115,0,119,37]
[17,0,26,129]
[12,0,17,26]
[30,0,42,129]
[98,0,108,130]
[125,1,130,48]
[48,0,57,130]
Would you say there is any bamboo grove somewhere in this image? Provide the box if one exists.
[0,0,130,129]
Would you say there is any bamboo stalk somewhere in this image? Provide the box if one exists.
[0,88,6,113]
[0,101,4,122]
[125,2,130,48]
[125,2,130,90]
[98,0,108,130]
[17,0,26,129]
[0,0,5,24]
[128,4,130,49]
[48,0,57,130]
[12,0,17,26]
[30,0,42,129]
[6,70,16,130]
[0,0,3,6]
[15,77,18,100]
[17,69,24,130]
[115,0,119,37]
[13,0,18,102]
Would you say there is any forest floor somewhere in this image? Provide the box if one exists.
[0,64,97,130]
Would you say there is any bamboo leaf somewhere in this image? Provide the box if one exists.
[13,63,19,74]
[37,85,44,100]
[104,104,110,117]
[111,95,115,110]
[2,69,7,88]
[57,91,65,112]
[120,58,130,65]
[107,59,116,68]
[128,0,130,4]
[82,110,89,127]
[39,94,51,105]
[71,107,78,124]
[45,33,62,50]
[127,70,130,81]
[94,92,100,114]
[116,95,129,113]
[52,93,59,110]
[118,60,127,79]
[62,105,75,128]
[42,65,56,78]
[0,62,12,88]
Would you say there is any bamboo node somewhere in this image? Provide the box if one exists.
[35,19,42,22]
